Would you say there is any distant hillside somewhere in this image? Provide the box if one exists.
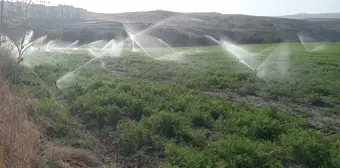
[82,10,340,46]
[4,2,340,46]
[282,13,340,19]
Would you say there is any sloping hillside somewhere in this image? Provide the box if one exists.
[4,2,340,46]
[39,10,340,46]
[282,13,340,19]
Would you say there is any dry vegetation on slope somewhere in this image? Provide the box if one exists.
[0,49,103,168]
[0,49,40,167]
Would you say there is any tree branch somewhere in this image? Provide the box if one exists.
[25,0,33,11]
[21,40,34,55]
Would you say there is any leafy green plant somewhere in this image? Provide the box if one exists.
[280,130,340,167]
[24,42,340,167]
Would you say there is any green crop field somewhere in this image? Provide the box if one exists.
[17,42,340,167]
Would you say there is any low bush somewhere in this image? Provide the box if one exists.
[280,130,340,167]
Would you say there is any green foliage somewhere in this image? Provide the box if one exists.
[163,142,210,168]
[70,76,340,167]
[280,130,340,167]
[73,82,154,126]
[117,119,161,153]
[145,111,186,139]
[32,98,94,149]
[61,83,86,101]
[33,64,66,85]
[206,135,281,168]
[25,42,340,167]
[164,136,281,168]
[37,99,69,123]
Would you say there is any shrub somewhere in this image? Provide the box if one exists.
[117,119,161,154]
[23,84,51,99]
[163,142,212,168]
[145,111,186,139]
[207,135,281,168]
[164,135,281,168]
[185,129,207,148]
[73,84,154,126]
[36,99,69,124]
[61,83,86,101]
[0,47,21,85]
[29,98,77,139]
[217,107,289,141]
[280,129,340,167]
[117,119,139,153]
[251,117,283,141]
[188,110,212,129]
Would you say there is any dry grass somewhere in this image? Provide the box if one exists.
[0,70,100,168]
[0,47,41,168]
[36,143,101,168]
[0,48,101,168]
[0,74,41,168]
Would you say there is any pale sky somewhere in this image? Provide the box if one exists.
[49,0,340,16]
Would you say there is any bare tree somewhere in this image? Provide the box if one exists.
[3,0,46,64]
[0,0,6,45]
[0,0,4,34]
[0,0,86,54]
[13,31,35,64]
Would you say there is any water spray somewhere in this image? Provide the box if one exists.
[297,32,325,52]
[205,35,222,45]
[156,38,177,53]
[125,30,152,57]
[205,35,257,71]
[55,42,123,89]
[67,40,79,48]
